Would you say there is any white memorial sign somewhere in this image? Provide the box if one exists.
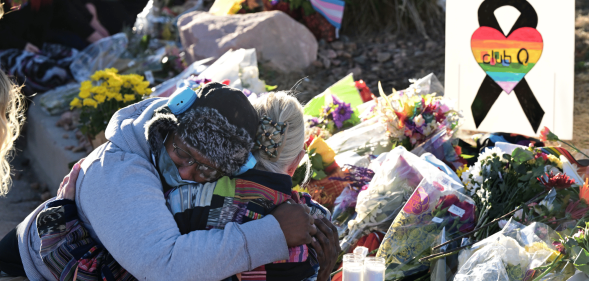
[445,0,574,139]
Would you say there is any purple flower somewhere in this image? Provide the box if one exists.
[243,89,252,97]
[307,117,321,128]
[332,101,353,128]
[330,165,375,189]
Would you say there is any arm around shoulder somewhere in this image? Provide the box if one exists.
[77,152,288,281]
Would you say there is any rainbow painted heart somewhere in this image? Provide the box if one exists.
[471,26,543,94]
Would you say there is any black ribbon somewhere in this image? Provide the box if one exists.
[472,0,544,133]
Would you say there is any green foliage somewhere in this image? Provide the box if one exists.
[291,148,330,187]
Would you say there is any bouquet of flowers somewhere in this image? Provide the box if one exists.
[460,146,568,239]
[376,177,477,279]
[330,165,376,237]
[538,221,589,280]
[339,147,464,258]
[455,219,562,281]
[307,95,360,136]
[70,68,152,138]
[374,82,461,151]
[291,136,346,209]
[510,180,589,232]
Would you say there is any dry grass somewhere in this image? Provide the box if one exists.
[341,0,444,38]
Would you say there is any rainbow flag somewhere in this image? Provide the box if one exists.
[471,26,543,94]
[310,0,345,35]
[541,147,588,167]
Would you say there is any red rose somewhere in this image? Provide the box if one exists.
[459,221,476,233]
[455,201,476,222]
[434,194,460,211]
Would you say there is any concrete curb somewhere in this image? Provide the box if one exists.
[25,95,86,194]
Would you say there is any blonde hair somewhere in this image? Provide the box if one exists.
[0,70,25,196]
[251,92,305,174]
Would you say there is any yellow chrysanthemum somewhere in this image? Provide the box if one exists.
[104,68,118,74]
[91,86,106,95]
[83,98,98,108]
[144,87,152,95]
[114,94,124,102]
[80,81,92,91]
[105,91,117,100]
[123,94,136,102]
[70,98,82,109]
[547,155,563,169]
[292,185,309,194]
[108,77,123,88]
[91,70,104,81]
[456,164,468,178]
[78,90,91,99]
[94,94,106,103]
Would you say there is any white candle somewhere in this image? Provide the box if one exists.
[343,266,363,281]
[343,253,364,281]
[362,264,385,281]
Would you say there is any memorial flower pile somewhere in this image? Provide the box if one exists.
[70,68,152,138]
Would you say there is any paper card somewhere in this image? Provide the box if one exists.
[432,217,444,223]
[445,0,574,139]
[144,71,155,85]
[449,204,465,218]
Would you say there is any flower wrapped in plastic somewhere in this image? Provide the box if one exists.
[339,146,464,257]
[375,177,476,279]
[455,219,563,281]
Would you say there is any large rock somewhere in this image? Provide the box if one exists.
[178,10,318,73]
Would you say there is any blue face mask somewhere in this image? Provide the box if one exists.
[157,145,197,187]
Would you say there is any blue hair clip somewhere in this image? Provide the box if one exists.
[167,87,197,115]
[234,152,257,176]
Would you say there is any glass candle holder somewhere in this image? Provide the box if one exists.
[362,257,386,281]
[342,253,363,281]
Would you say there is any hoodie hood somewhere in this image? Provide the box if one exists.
[104,98,168,159]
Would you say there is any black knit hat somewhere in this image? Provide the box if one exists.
[146,82,258,174]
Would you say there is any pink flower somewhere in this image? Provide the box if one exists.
[553,241,565,253]
[540,127,559,142]
[535,152,549,162]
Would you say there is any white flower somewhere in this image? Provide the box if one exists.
[414,114,425,127]
[479,147,507,163]
[496,236,528,267]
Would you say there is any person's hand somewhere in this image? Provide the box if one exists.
[271,200,317,248]
[311,216,340,281]
[24,43,39,53]
[85,3,109,37]
[56,159,84,201]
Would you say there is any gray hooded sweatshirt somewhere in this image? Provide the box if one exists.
[17,98,289,281]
